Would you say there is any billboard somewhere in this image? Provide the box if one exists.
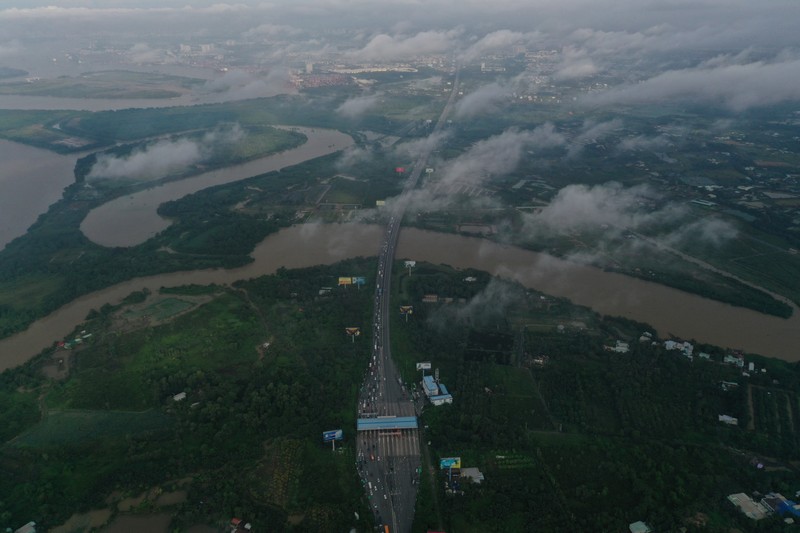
[416,361,431,370]
[404,260,416,268]
[345,327,361,336]
[322,429,344,442]
[400,305,413,315]
[439,457,461,469]
[353,276,366,286]
[338,277,352,286]
[395,166,405,173]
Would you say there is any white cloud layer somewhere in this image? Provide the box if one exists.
[88,124,244,180]
[584,56,800,110]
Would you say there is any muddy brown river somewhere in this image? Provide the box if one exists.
[80,127,354,246]
[0,140,80,249]
[1,224,798,371]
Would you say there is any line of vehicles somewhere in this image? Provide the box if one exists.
[356,68,460,533]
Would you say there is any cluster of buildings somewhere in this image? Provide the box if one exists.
[438,456,485,494]
[728,492,800,523]
[664,339,694,357]
[422,374,453,406]
[56,330,93,350]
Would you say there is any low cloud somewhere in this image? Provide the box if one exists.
[127,43,175,64]
[583,55,800,111]
[242,23,304,40]
[520,181,736,250]
[386,125,564,216]
[0,39,22,58]
[88,123,244,181]
[349,30,458,62]
[195,68,295,102]
[553,46,598,80]
[527,182,665,233]
[662,217,738,248]
[617,134,671,152]
[428,278,524,330]
[336,145,374,171]
[566,118,622,158]
[336,93,381,118]
[460,29,542,62]
[393,130,450,161]
[454,82,513,118]
[441,124,566,188]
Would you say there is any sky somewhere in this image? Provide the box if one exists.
[1,1,797,50]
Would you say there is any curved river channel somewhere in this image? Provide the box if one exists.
[81,127,354,246]
[1,224,799,371]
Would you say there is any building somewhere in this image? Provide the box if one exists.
[665,339,694,357]
[724,354,745,368]
[612,340,630,353]
[728,493,769,520]
[14,522,36,533]
[718,414,738,425]
[460,467,485,484]
[628,521,651,533]
[423,376,453,406]
[761,493,800,519]
[423,375,439,397]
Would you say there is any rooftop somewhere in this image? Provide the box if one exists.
[357,416,418,431]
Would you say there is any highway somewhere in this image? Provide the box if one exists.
[356,67,460,533]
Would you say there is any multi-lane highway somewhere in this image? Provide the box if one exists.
[356,68,460,533]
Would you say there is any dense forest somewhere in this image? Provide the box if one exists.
[390,263,800,533]
[0,259,379,531]
[2,257,799,531]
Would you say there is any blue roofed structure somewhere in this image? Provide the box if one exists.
[430,394,453,406]
[357,416,418,431]
[422,375,439,397]
[438,383,449,395]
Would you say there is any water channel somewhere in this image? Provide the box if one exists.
[80,127,354,246]
[0,93,797,371]
[1,224,799,371]
[0,140,79,249]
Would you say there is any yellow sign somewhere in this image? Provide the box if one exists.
[338,277,352,286]
[345,327,361,336]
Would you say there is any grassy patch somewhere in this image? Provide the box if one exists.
[0,390,40,442]
[0,275,63,308]
[0,70,201,99]
[11,409,172,448]
[122,297,194,321]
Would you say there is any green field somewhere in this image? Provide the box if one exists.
[122,297,194,321]
[1,260,378,530]
[11,409,173,448]
[0,70,201,99]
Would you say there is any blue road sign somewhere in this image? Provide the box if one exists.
[323,429,344,442]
